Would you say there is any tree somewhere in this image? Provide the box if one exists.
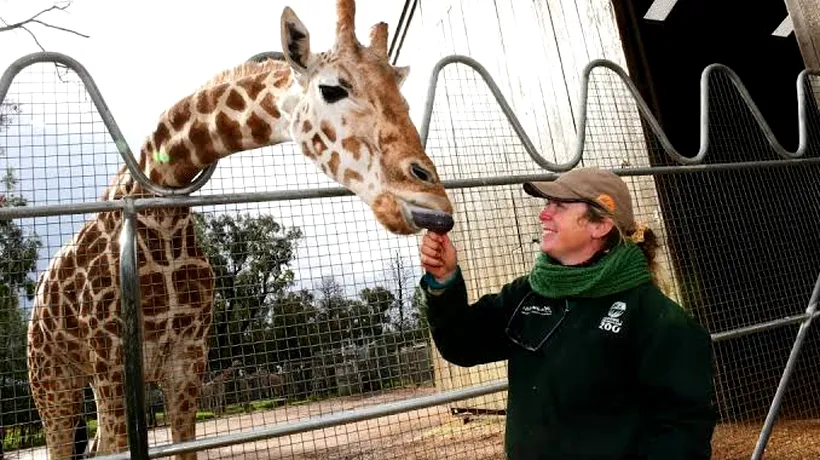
[193,212,303,370]
[0,168,42,441]
[0,101,40,382]
[0,1,89,51]
[0,102,21,133]
[386,251,414,334]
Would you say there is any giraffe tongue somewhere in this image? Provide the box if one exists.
[411,209,454,233]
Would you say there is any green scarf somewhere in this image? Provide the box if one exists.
[528,242,652,299]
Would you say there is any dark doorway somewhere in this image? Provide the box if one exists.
[612,0,820,421]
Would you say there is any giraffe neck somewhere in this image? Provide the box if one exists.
[104,61,301,200]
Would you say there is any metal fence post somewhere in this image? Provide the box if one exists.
[751,270,820,459]
[119,197,149,459]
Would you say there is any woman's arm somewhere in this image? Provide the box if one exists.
[421,268,526,367]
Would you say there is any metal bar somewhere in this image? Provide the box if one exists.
[710,310,820,342]
[0,51,216,196]
[419,55,815,171]
[93,380,509,460]
[119,198,149,460]
[751,271,820,459]
[4,157,820,220]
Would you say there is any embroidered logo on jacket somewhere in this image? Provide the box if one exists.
[599,301,626,333]
[520,304,553,316]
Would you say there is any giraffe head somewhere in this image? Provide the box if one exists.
[279,0,453,235]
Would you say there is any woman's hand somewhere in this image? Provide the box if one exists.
[419,231,458,282]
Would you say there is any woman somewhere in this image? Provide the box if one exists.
[419,167,716,460]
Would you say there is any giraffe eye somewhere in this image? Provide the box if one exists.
[410,163,435,183]
[319,84,349,104]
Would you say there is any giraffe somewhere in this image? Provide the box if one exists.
[25,1,454,458]
[199,360,240,416]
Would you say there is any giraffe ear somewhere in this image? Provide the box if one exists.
[281,7,313,75]
[394,66,410,87]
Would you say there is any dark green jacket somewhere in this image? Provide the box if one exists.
[421,268,717,460]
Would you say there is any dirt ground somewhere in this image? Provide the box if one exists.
[7,387,820,459]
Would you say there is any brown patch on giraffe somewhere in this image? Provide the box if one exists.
[144,320,166,341]
[301,142,315,159]
[225,89,246,111]
[189,120,219,164]
[185,225,200,258]
[153,122,171,152]
[141,272,169,315]
[103,318,121,336]
[173,266,210,306]
[343,169,364,187]
[95,360,109,376]
[328,151,341,177]
[216,111,242,151]
[100,213,118,234]
[168,99,191,130]
[382,104,400,124]
[87,256,114,293]
[342,137,362,160]
[273,69,291,88]
[196,83,229,114]
[90,330,112,356]
[312,133,328,156]
[99,290,117,316]
[173,315,194,334]
[237,73,267,100]
[302,120,313,133]
[379,132,399,147]
[149,168,164,185]
[61,250,77,274]
[168,140,190,161]
[247,111,272,144]
[259,93,281,119]
[64,307,80,333]
[320,120,337,142]
[138,225,169,266]
[71,270,86,297]
[167,143,200,184]
[170,227,185,260]
[75,227,105,268]
[372,193,413,234]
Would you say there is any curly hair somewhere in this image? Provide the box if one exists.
[583,205,660,282]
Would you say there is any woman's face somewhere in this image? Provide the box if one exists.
[539,200,612,264]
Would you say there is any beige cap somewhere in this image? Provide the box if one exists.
[523,167,635,232]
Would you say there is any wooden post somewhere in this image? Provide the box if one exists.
[784,0,820,71]
[783,1,820,114]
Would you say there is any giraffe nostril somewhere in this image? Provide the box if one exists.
[409,163,435,184]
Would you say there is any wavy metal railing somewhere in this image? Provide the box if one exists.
[2,51,820,459]
[420,55,819,171]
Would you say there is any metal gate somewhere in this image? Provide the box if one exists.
[2,50,820,459]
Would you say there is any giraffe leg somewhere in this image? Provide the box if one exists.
[28,357,86,460]
[162,376,202,460]
[91,378,129,455]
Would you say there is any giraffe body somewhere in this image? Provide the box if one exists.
[27,1,453,458]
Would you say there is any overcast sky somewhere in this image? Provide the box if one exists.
[0,0,439,299]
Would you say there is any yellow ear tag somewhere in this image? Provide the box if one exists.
[597,194,616,212]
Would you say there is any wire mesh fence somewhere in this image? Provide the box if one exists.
[2,49,820,460]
